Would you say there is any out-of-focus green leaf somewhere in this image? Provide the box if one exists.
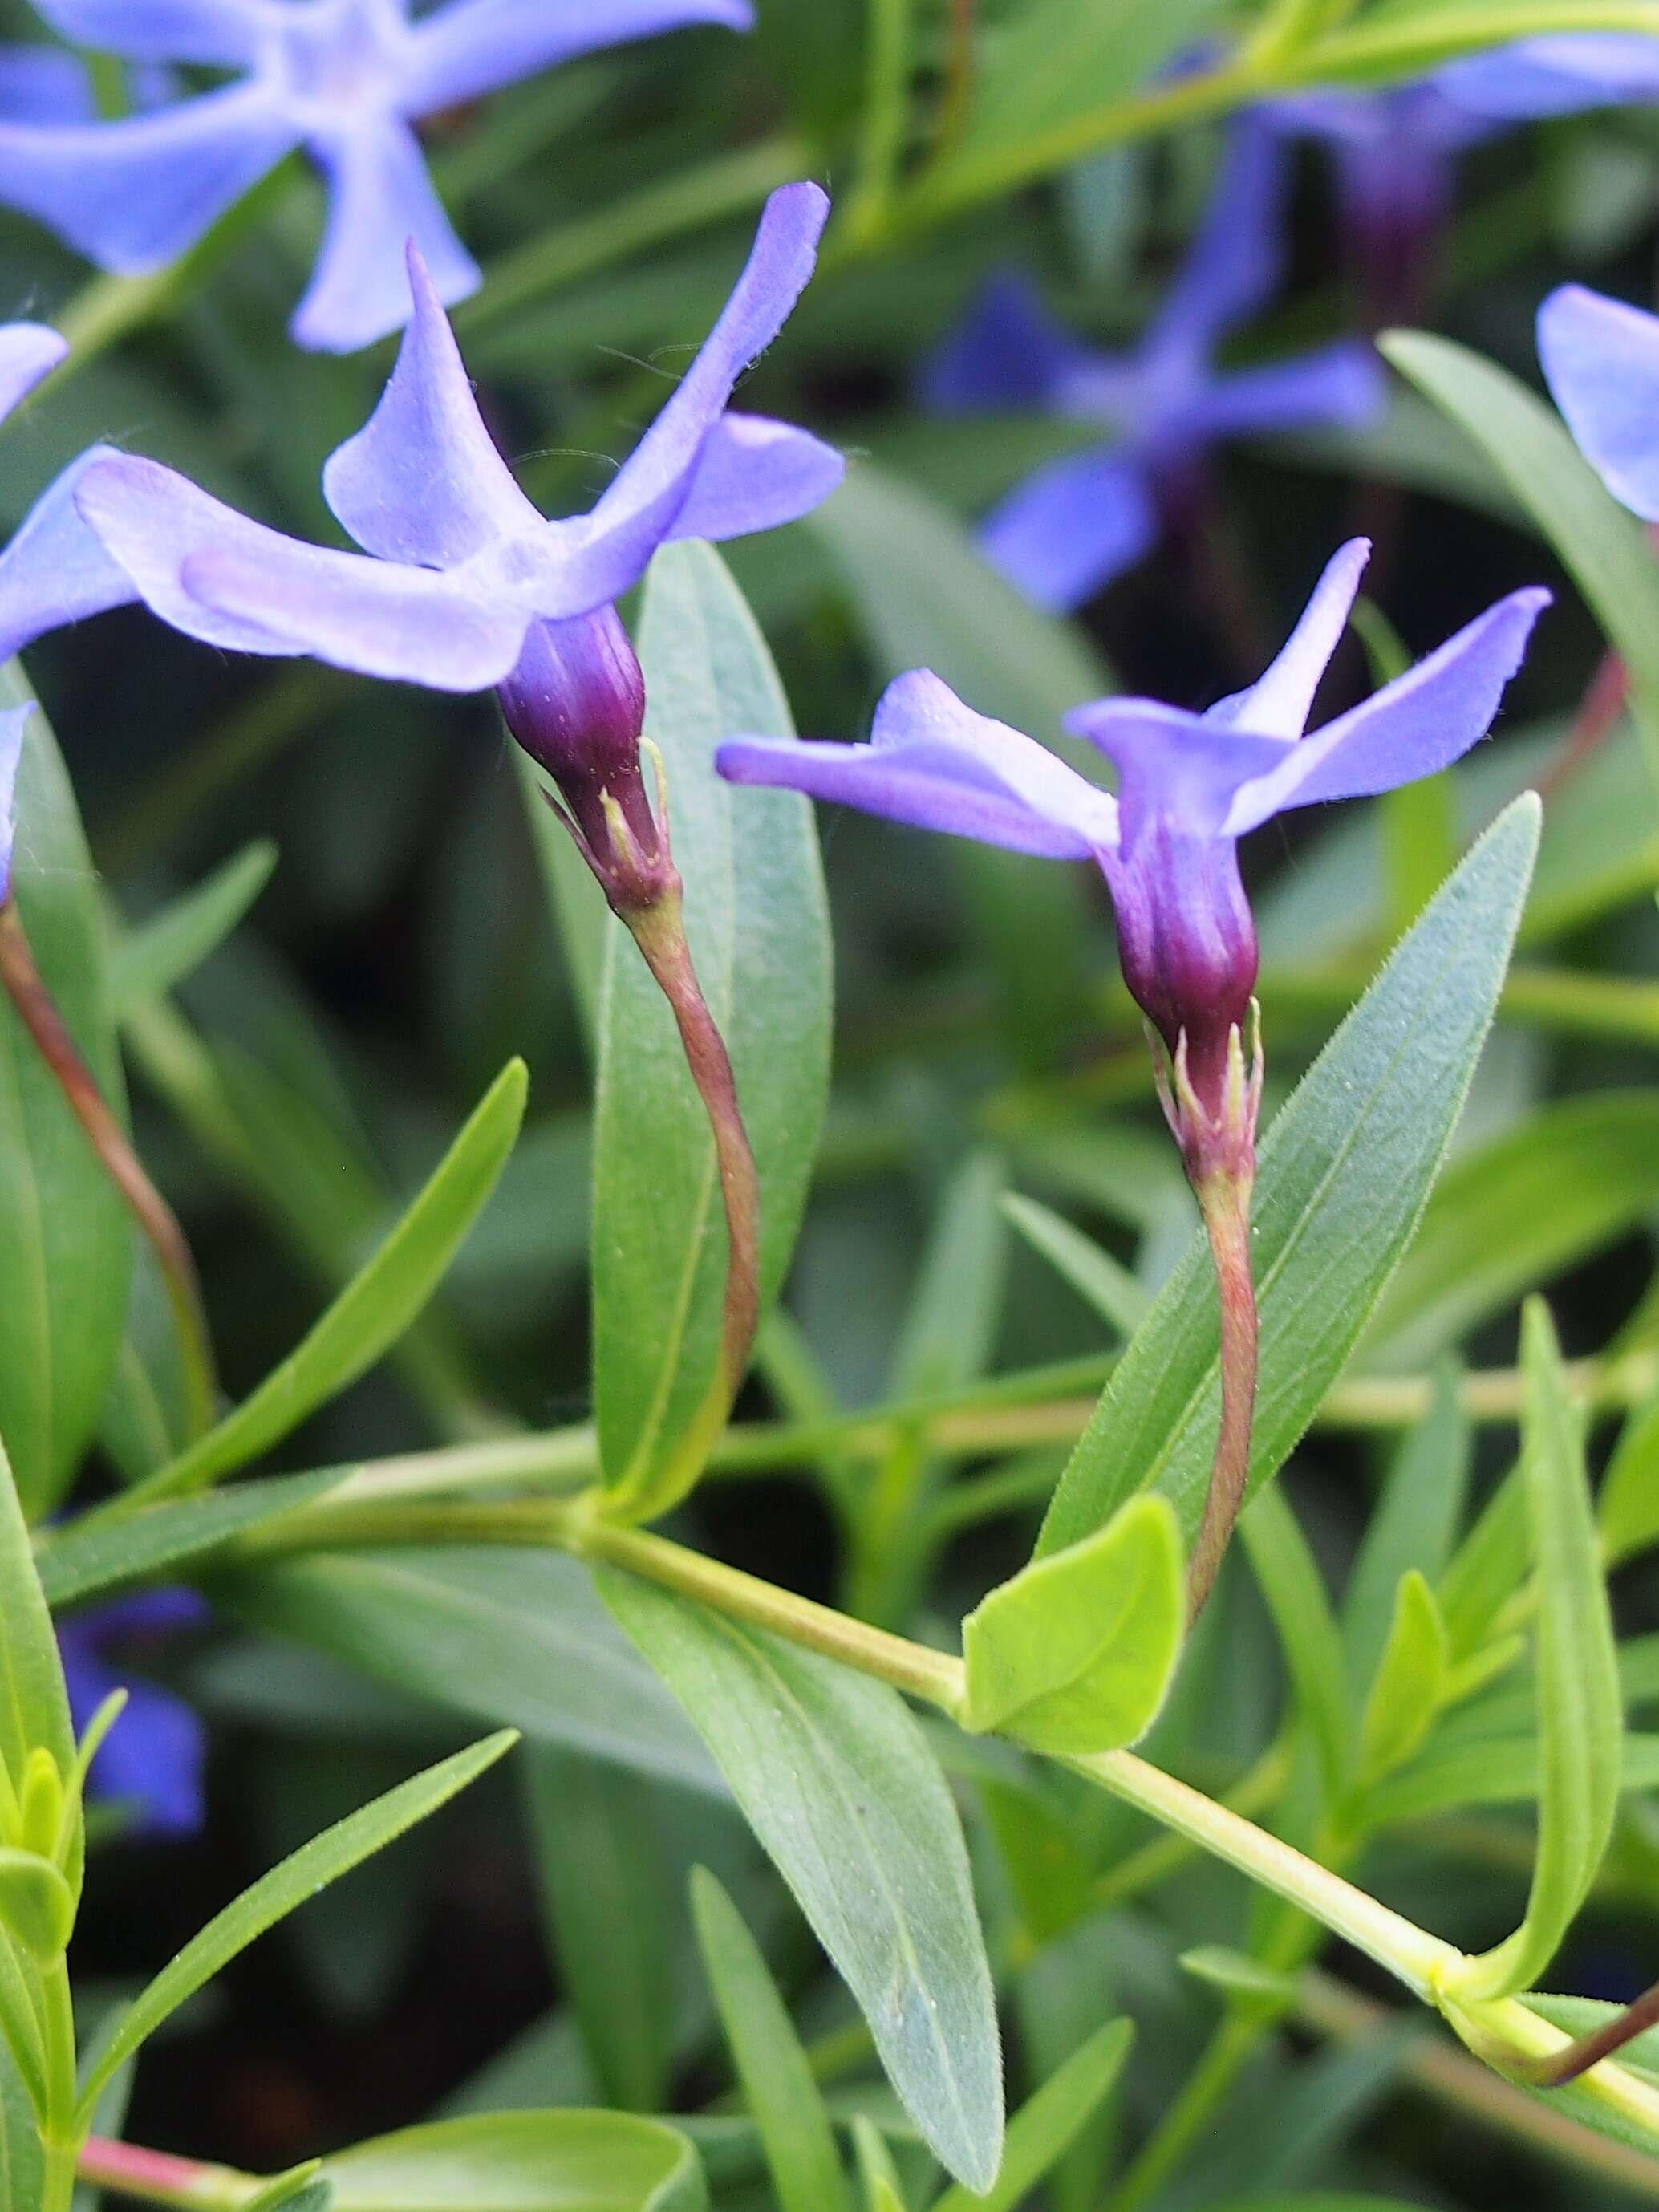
[1384,329,1659,783]
[812,465,1109,1062]
[223,1549,720,1796]
[1454,1301,1622,2001]
[691,1867,853,2212]
[598,1572,1004,2192]
[962,1496,1182,1753]
[0,677,132,1516]
[1342,1365,1469,1692]
[594,542,831,1516]
[525,1747,674,2113]
[1002,1195,1149,1339]
[1437,1464,1530,1663]
[323,2110,706,2210]
[36,1469,341,1609]
[1365,1094,1659,1370]
[1240,1488,1351,1808]
[132,1060,526,1500]
[107,841,277,1013]
[1037,798,1539,1557]
[1600,1390,1659,1567]
[1364,1731,1659,1828]
[1357,1571,1448,1788]
[930,2017,1131,2212]
[0,1434,73,1801]
[80,1732,517,2113]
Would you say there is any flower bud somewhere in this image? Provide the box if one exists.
[1104,825,1259,1130]
[496,607,673,912]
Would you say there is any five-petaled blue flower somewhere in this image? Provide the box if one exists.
[0,0,755,353]
[921,122,1385,614]
[1438,31,1659,117]
[720,542,1545,1123]
[0,317,148,899]
[1538,283,1659,526]
[59,1589,209,1841]
[76,184,842,898]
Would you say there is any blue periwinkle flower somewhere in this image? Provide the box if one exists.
[1538,283,1659,522]
[720,542,1544,1126]
[0,0,755,352]
[59,1590,210,1840]
[922,122,1385,613]
[77,184,842,903]
[0,320,143,696]
[1438,32,1659,118]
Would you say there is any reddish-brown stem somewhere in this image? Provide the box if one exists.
[1511,1975,1659,2089]
[75,2133,234,2206]
[1534,648,1629,806]
[1188,1170,1259,1619]
[936,0,977,151]
[0,899,217,1439]
[627,895,761,1415]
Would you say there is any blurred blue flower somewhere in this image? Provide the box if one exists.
[0,0,756,352]
[0,320,139,691]
[720,539,1543,1113]
[921,122,1385,612]
[1539,282,1659,520]
[1439,31,1659,117]
[1264,85,1498,322]
[77,185,841,873]
[59,1589,209,1840]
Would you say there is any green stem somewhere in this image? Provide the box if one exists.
[843,0,916,244]
[456,135,808,334]
[39,1958,79,2212]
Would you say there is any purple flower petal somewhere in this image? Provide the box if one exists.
[30,0,278,67]
[0,323,67,424]
[521,181,832,615]
[979,447,1157,612]
[1182,339,1385,444]
[1538,283,1659,522]
[0,447,137,664]
[1227,587,1549,831]
[1207,537,1370,738]
[1440,32,1659,117]
[291,116,481,355]
[0,705,29,903]
[59,1587,212,1841]
[183,537,530,689]
[1147,119,1285,363]
[323,240,541,566]
[0,80,300,273]
[76,452,372,657]
[0,44,95,124]
[399,0,754,114]
[718,668,1119,858]
[922,271,1107,415]
[1066,699,1289,839]
[665,411,846,544]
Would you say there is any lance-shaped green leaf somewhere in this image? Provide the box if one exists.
[1239,1487,1351,1808]
[107,841,278,1013]
[322,2112,706,2211]
[1342,1363,1469,1692]
[691,1868,854,2212]
[1357,1571,1450,1788]
[962,1496,1182,1754]
[127,1059,527,1503]
[594,542,831,1514]
[1451,1301,1622,2002]
[0,1851,71,1963]
[0,1435,72,1800]
[35,1468,343,1611]
[1384,328,1659,785]
[78,1731,517,2117]
[0,673,132,1516]
[1599,1390,1659,1568]
[1002,1195,1150,1340]
[928,2017,1132,2212]
[1037,797,1539,1559]
[598,1571,1004,2193]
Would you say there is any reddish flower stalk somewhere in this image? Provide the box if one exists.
[76,2134,237,2207]
[1151,1010,1264,1617]
[0,897,217,1439]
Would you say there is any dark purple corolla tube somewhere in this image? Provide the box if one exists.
[720,541,1547,1605]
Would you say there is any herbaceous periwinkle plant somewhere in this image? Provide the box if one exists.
[8,0,1659,2207]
